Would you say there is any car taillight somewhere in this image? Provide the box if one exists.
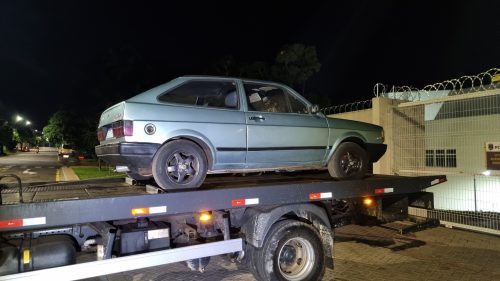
[97,127,106,141]
[112,120,133,138]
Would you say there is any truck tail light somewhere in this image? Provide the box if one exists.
[113,120,133,138]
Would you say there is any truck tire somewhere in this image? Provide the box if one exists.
[152,140,207,189]
[328,142,368,180]
[250,220,325,281]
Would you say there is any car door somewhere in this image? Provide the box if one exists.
[155,78,247,170]
[243,81,328,166]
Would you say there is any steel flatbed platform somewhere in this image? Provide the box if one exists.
[0,172,446,232]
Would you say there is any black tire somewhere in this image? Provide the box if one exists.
[244,243,265,281]
[251,220,325,281]
[152,140,207,189]
[328,142,368,180]
[127,172,151,181]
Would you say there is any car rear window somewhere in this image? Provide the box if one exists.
[158,80,238,109]
[62,145,72,149]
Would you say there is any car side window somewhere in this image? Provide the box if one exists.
[244,82,290,113]
[287,92,309,114]
[243,82,308,114]
[158,80,238,109]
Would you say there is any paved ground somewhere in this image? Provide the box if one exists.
[0,151,61,183]
[83,224,500,281]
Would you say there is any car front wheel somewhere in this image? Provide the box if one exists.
[152,140,207,189]
[328,142,368,180]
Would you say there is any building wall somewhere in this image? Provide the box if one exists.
[330,94,500,212]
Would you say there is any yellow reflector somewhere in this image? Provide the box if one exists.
[131,208,149,216]
[199,212,212,222]
[23,249,30,264]
[363,198,374,207]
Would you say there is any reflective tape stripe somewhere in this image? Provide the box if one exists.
[309,192,332,200]
[0,219,23,228]
[0,217,46,229]
[149,206,167,214]
[131,206,167,216]
[23,217,47,226]
[231,198,259,206]
[245,198,259,205]
[375,188,394,194]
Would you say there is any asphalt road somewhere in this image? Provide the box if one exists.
[0,151,61,183]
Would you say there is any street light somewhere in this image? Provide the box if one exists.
[25,121,31,126]
[15,115,23,122]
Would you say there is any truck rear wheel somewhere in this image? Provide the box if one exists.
[248,220,325,281]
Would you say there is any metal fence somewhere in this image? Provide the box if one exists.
[321,99,372,115]
[388,69,500,234]
[375,68,500,101]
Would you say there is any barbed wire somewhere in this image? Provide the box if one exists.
[321,99,372,115]
[373,68,500,101]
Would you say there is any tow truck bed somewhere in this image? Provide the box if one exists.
[0,172,444,231]
[0,172,446,281]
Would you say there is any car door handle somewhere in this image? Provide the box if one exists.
[249,116,266,121]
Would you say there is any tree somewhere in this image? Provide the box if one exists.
[209,55,239,76]
[239,61,270,80]
[14,127,35,147]
[272,44,321,93]
[43,111,66,147]
[43,110,99,157]
[0,120,13,155]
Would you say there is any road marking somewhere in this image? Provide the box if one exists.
[56,169,61,181]
[35,166,42,169]
[22,169,37,175]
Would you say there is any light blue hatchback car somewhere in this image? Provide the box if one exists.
[95,76,386,189]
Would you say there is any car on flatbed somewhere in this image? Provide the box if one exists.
[95,76,386,189]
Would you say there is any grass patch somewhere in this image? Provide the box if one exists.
[72,166,126,180]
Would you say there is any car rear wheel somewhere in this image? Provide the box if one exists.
[328,142,368,180]
[152,140,207,189]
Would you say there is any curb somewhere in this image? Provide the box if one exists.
[57,166,80,181]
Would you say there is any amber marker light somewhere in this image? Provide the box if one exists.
[363,198,375,207]
[199,212,212,223]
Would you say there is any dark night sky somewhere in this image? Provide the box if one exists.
[0,1,499,129]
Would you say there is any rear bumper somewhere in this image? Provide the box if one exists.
[365,143,387,163]
[95,142,160,174]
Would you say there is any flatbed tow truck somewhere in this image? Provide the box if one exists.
[0,172,446,281]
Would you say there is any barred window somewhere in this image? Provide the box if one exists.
[436,150,446,167]
[425,150,434,167]
[446,149,457,167]
[426,149,457,168]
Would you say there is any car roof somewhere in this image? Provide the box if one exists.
[181,75,285,85]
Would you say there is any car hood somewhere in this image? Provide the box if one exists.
[326,117,382,131]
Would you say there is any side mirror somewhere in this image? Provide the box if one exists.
[308,104,320,114]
